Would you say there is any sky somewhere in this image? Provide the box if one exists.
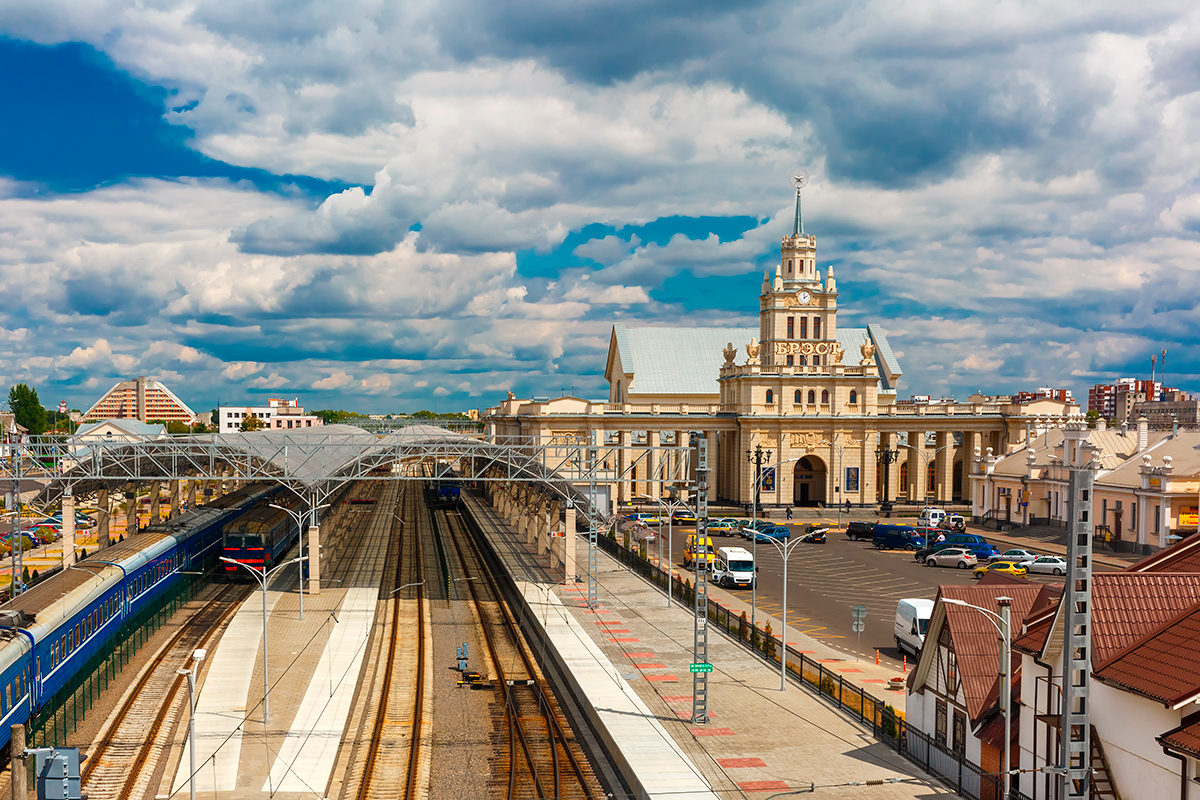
[1,2,1199,415]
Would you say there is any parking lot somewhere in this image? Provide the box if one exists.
[644,517,1103,670]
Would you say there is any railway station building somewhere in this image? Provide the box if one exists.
[483,191,1079,510]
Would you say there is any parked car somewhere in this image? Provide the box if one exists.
[990,548,1039,564]
[739,519,774,539]
[873,524,926,551]
[0,532,40,552]
[974,560,1028,579]
[917,507,947,528]
[1027,555,1067,575]
[796,524,827,543]
[751,525,791,542]
[846,520,876,541]
[940,513,967,532]
[914,533,999,562]
[925,547,978,569]
[623,512,662,527]
[707,518,741,535]
[671,509,698,525]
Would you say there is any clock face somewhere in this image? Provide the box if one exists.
[798,290,812,305]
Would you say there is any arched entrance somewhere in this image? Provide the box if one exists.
[793,456,827,507]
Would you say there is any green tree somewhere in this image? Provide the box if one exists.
[7,384,48,434]
[210,408,219,425]
[240,413,266,432]
[164,420,192,434]
[1085,409,1100,429]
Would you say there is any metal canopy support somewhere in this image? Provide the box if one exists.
[1061,423,1096,800]
[587,430,599,609]
[691,434,710,724]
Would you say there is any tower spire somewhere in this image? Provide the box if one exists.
[793,186,804,236]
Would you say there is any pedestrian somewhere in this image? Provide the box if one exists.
[785,506,793,520]
[844,499,851,514]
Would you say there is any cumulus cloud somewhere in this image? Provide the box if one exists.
[311,370,353,390]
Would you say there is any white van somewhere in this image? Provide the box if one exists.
[894,598,935,656]
[712,546,756,589]
[918,508,946,528]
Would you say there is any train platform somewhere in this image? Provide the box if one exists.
[465,495,956,799]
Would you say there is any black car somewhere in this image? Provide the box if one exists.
[671,509,698,525]
[846,521,875,541]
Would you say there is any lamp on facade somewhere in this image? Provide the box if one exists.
[875,442,900,515]
[746,444,773,515]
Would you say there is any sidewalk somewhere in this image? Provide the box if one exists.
[472,496,957,799]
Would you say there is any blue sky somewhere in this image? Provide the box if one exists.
[1,3,1198,414]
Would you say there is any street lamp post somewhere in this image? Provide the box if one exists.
[219,555,305,725]
[747,445,772,629]
[176,648,207,800]
[944,596,1013,800]
[755,534,809,691]
[639,493,692,608]
[269,501,329,621]
[876,441,900,515]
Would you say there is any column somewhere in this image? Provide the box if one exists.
[962,431,980,503]
[563,503,577,582]
[187,478,197,510]
[707,431,718,502]
[883,431,901,504]
[307,524,321,595]
[169,479,181,519]
[646,430,660,500]
[125,485,138,537]
[61,490,76,570]
[97,488,110,549]
[673,430,687,493]
[907,430,927,503]
[148,483,161,526]
[617,430,631,504]
[935,431,954,503]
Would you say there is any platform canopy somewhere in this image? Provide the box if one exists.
[15,423,677,521]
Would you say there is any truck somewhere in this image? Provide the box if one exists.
[894,598,935,656]
[711,546,756,588]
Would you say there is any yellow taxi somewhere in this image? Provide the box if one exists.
[683,534,716,568]
[973,560,1028,579]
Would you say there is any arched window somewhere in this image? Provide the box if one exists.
[765,389,774,405]
[821,389,829,404]
[794,390,802,404]
[807,389,816,404]
[849,390,858,404]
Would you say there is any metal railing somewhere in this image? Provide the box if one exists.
[594,529,1006,800]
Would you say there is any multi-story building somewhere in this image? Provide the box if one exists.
[82,377,196,424]
[1011,387,1073,404]
[217,398,324,433]
[1089,378,1160,419]
[484,185,1076,511]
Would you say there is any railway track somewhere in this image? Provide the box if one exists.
[345,482,431,800]
[80,583,250,800]
[436,499,601,800]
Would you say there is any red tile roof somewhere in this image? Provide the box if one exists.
[1092,574,1200,665]
[1128,532,1200,573]
[1159,716,1200,758]
[938,584,1046,724]
[1094,601,1200,706]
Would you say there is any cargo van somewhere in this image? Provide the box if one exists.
[712,546,756,588]
[683,534,716,568]
[894,598,935,656]
[872,524,926,550]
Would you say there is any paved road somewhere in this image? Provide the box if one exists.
[650,518,1111,670]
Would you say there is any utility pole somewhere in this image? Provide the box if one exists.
[691,434,710,724]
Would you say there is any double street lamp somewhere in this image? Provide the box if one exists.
[269,501,329,621]
[638,493,693,608]
[943,596,1013,800]
[754,534,811,692]
[219,555,306,725]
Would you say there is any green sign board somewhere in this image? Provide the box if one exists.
[689,662,714,673]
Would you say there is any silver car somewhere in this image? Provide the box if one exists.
[925,547,978,569]
[1026,555,1067,575]
[990,548,1039,564]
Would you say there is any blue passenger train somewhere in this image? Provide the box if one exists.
[0,483,274,751]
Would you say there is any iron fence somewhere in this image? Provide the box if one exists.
[595,528,1006,800]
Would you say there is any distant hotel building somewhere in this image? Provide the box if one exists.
[217,398,324,433]
[82,376,196,424]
